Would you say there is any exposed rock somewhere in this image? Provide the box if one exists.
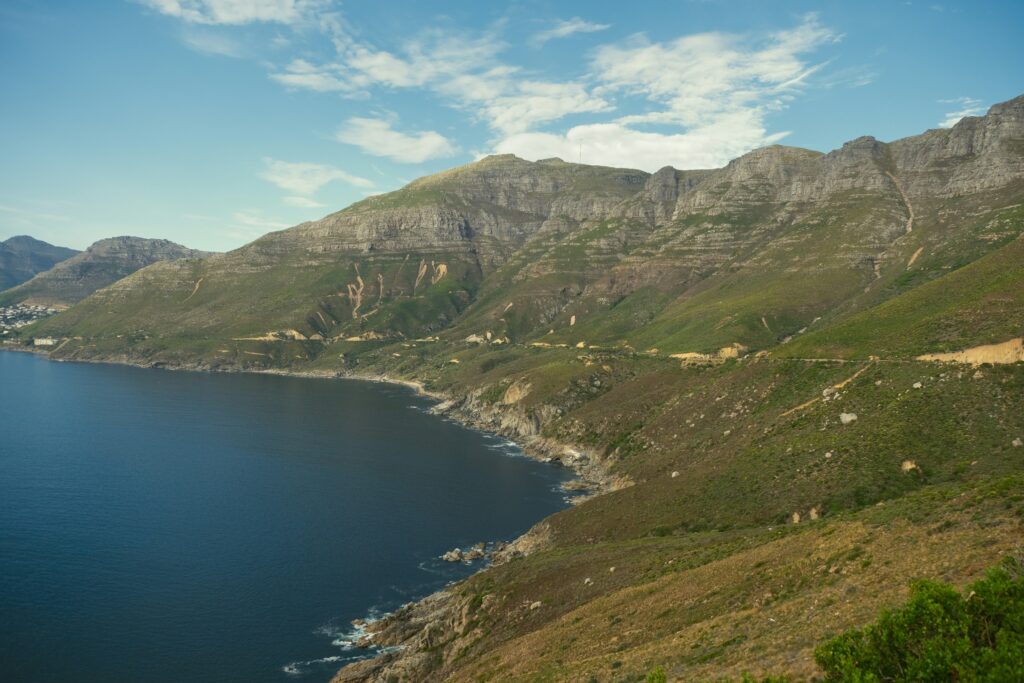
[840,412,858,425]
[441,549,463,562]
[500,380,532,405]
[917,338,1024,365]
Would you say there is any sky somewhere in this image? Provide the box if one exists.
[1,1,1021,252]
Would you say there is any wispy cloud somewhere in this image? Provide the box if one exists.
[138,0,314,26]
[0,203,72,224]
[181,29,243,57]
[938,96,985,128]
[270,58,354,93]
[531,17,610,46]
[233,209,292,231]
[260,159,373,208]
[281,195,325,208]
[335,117,458,163]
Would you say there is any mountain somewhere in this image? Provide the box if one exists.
[0,235,79,290]
[26,95,1024,363]
[0,236,211,308]
[19,95,1024,681]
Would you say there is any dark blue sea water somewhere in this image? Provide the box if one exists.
[0,351,571,683]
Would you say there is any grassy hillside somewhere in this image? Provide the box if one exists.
[779,232,1024,360]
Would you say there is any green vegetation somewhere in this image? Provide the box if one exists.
[645,666,666,683]
[816,558,1024,682]
[780,231,1024,359]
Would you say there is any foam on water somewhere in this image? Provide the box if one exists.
[281,655,348,677]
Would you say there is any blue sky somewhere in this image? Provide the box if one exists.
[1,1,1021,252]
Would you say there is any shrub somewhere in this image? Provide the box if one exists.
[815,558,1024,681]
[645,666,667,683]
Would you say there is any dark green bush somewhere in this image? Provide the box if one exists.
[815,558,1024,681]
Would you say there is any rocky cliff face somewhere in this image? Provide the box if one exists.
[29,94,1024,362]
[248,155,649,271]
[0,235,79,291]
[0,236,209,307]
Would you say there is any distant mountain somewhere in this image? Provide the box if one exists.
[0,235,79,290]
[0,236,210,307]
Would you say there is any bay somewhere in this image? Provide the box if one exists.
[0,351,571,682]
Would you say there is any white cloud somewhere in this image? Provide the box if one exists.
[266,30,505,96]
[260,159,373,207]
[491,14,837,170]
[531,17,610,46]
[495,114,788,172]
[938,97,985,128]
[592,16,835,125]
[462,80,612,136]
[269,59,354,92]
[139,0,312,25]
[335,117,458,163]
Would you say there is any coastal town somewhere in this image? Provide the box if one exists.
[0,303,58,336]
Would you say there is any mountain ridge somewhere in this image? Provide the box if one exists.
[26,94,1024,363]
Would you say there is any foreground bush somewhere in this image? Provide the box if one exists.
[815,558,1024,681]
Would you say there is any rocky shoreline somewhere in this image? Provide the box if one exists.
[2,346,624,682]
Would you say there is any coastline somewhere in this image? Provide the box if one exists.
[1,346,622,681]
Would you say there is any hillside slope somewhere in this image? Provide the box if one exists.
[0,235,78,290]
